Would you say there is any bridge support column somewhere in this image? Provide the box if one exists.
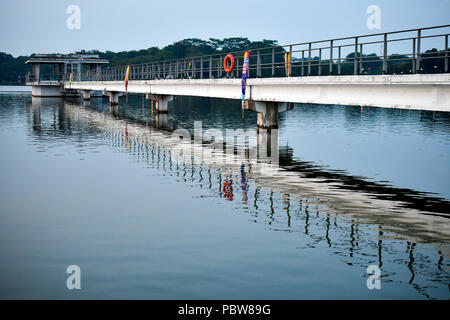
[80,90,91,100]
[146,94,173,113]
[103,91,123,105]
[156,95,173,113]
[243,101,293,130]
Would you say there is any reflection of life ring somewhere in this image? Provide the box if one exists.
[222,179,234,201]
[223,54,235,73]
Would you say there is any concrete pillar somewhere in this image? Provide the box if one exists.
[32,63,40,83]
[155,95,173,113]
[80,90,91,100]
[146,94,173,113]
[31,84,63,97]
[103,90,123,105]
[256,102,279,130]
[244,101,293,130]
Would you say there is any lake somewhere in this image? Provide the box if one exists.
[0,86,449,299]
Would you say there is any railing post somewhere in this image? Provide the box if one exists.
[338,46,341,75]
[289,45,292,77]
[445,34,448,73]
[235,57,239,78]
[416,29,421,73]
[354,37,358,75]
[359,43,363,73]
[308,43,312,76]
[209,56,212,78]
[301,50,305,76]
[329,40,333,75]
[200,58,203,79]
[257,50,261,78]
[383,33,388,74]
[412,38,416,73]
[192,59,195,78]
[271,48,275,77]
[318,48,322,76]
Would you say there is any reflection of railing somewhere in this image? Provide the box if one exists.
[76,25,449,82]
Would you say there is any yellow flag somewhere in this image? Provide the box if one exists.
[125,66,130,92]
[284,53,291,77]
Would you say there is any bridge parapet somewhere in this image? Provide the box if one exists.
[72,25,450,83]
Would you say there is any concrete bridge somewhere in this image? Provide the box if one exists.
[67,74,450,129]
[27,25,450,129]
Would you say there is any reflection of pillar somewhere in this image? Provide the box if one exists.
[257,128,279,164]
[155,113,168,130]
[31,100,41,132]
[109,104,119,117]
[31,97,64,131]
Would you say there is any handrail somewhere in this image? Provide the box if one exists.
[56,25,450,82]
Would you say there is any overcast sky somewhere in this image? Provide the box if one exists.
[1,0,449,57]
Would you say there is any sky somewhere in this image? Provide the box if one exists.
[0,0,449,57]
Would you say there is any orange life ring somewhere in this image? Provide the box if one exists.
[223,54,235,73]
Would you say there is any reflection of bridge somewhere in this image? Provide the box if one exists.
[30,98,450,243]
[27,26,450,129]
[27,98,450,299]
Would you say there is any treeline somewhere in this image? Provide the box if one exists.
[84,38,279,69]
[0,37,448,84]
[0,53,28,84]
[0,37,278,84]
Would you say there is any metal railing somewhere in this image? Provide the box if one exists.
[25,72,64,83]
[73,25,450,82]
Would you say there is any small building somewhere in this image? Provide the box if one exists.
[25,52,109,97]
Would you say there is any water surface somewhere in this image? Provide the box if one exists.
[0,89,449,299]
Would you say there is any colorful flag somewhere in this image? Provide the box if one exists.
[69,73,72,87]
[284,52,291,77]
[241,51,250,101]
[125,66,130,92]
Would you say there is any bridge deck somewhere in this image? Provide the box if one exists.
[66,74,450,112]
